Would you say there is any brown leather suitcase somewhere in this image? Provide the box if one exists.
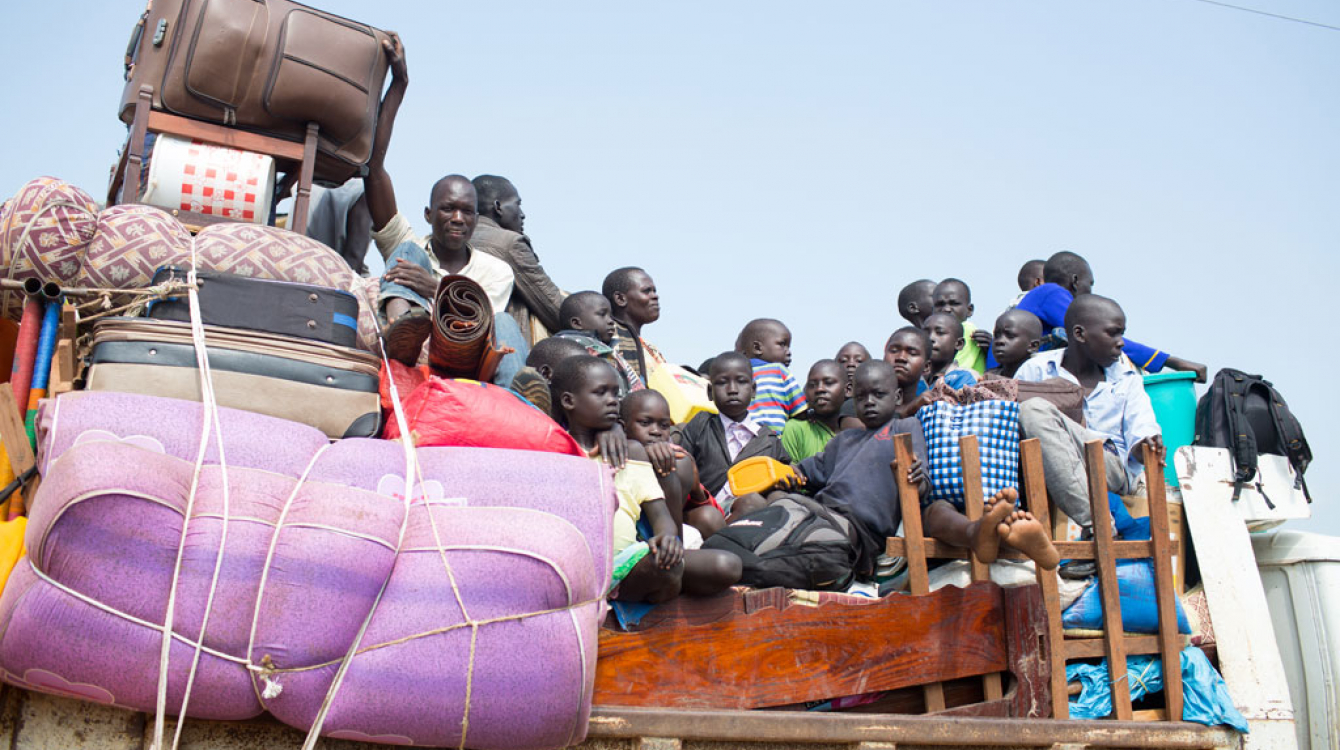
[119,0,391,184]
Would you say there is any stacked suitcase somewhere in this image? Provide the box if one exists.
[86,267,381,439]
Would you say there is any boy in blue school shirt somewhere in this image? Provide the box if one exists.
[1014,294,1165,534]
[996,251,1205,380]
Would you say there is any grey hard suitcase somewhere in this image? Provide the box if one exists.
[87,317,381,439]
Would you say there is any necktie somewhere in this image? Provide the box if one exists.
[728,423,749,461]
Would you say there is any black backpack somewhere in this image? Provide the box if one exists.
[703,496,859,591]
[1194,368,1311,505]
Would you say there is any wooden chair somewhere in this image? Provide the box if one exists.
[107,85,319,235]
[886,435,1184,721]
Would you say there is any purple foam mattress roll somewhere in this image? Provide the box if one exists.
[4,392,616,749]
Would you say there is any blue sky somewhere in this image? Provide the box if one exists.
[3,1,1337,534]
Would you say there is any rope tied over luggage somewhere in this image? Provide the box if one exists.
[29,254,603,748]
[150,246,234,750]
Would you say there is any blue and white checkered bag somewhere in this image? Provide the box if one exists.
[917,399,1020,509]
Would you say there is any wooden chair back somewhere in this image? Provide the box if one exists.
[887,434,1184,720]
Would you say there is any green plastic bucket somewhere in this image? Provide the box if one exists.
[1143,371,1198,487]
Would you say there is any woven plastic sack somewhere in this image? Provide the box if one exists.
[0,185,382,351]
[0,177,99,319]
[380,360,585,456]
[77,205,194,296]
[916,399,1020,509]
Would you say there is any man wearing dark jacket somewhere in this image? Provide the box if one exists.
[471,175,565,337]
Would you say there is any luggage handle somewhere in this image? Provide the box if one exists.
[124,12,147,79]
[124,5,167,81]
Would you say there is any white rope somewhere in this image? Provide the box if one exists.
[300,316,420,750]
[150,242,234,750]
[244,442,330,705]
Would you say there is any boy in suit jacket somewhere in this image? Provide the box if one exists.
[673,352,792,520]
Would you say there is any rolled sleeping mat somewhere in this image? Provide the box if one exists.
[9,279,43,405]
[427,274,508,382]
[24,296,61,450]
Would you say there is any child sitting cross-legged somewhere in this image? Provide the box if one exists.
[736,318,807,432]
[781,359,846,462]
[922,312,979,391]
[552,355,741,603]
[673,351,793,520]
[984,308,1043,379]
[621,389,726,540]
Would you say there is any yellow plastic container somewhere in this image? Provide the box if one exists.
[0,517,27,595]
[728,456,797,497]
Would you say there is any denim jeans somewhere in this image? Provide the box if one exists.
[379,241,528,386]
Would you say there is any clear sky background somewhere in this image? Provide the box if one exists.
[2,1,1337,533]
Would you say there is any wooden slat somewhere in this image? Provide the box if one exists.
[49,340,74,396]
[587,705,1242,748]
[289,123,320,235]
[107,140,130,206]
[163,208,234,234]
[1021,438,1069,719]
[594,582,1008,709]
[0,389,35,476]
[894,434,930,596]
[122,86,154,205]
[145,110,308,161]
[958,435,1003,702]
[1001,583,1052,717]
[1064,635,1162,659]
[891,434,944,712]
[885,538,1152,561]
[959,434,990,582]
[1086,439,1132,720]
[1144,442,1184,722]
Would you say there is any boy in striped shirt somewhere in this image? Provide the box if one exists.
[736,318,808,432]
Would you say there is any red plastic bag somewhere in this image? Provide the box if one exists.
[380,360,584,456]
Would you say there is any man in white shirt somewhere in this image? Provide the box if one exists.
[1014,294,1163,532]
[361,35,525,384]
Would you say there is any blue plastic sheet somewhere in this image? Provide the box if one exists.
[1066,646,1249,732]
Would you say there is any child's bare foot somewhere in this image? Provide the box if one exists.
[1002,510,1060,570]
[972,497,1016,564]
[989,488,1020,537]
